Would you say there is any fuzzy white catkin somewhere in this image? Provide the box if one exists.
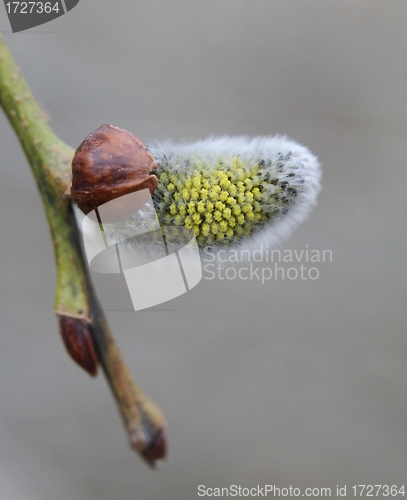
[74,136,321,260]
[149,136,321,252]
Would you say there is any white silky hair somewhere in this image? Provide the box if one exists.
[150,135,321,257]
[73,136,321,263]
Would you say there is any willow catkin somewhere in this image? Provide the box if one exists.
[75,135,321,262]
[149,136,321,254]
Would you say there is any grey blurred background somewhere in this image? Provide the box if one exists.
[1,1,406,499]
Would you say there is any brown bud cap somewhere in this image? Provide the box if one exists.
[71,124,158,216]
[58,315,98,377]
[141,429,167,468]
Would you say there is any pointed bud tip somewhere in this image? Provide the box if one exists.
[141,429,167,468]
[58,315,98,376]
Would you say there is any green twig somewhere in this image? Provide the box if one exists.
[0,33,166,466]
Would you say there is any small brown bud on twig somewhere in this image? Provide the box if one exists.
[141,429,167,468]
[71,124,158,217]
[58,314,98,376]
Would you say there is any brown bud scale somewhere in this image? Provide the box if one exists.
[141,429,167,467]
[58,315,98,376]
[71,124,158,215]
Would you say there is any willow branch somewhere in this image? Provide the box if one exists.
[0,33,166,467]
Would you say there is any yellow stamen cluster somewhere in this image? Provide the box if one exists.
[154,158,282,246]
